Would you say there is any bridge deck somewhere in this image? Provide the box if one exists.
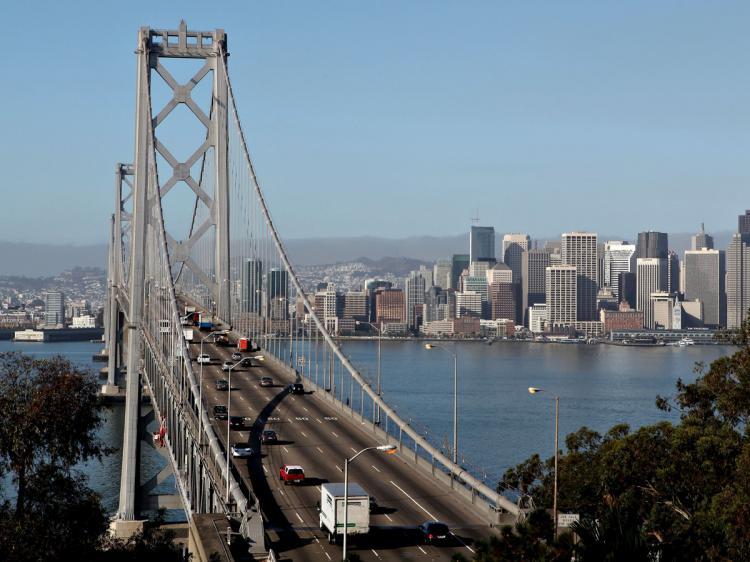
[193,326,498,561]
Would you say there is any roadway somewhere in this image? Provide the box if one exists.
[189,325,496,561]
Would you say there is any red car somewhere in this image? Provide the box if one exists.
[279,464,305,485]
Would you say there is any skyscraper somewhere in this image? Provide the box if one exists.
[684,249,726,328]
[636,258,667,329]
[45,291,65,327]
[546,266,577,328]
[726,232,750,329]
[667,251,680,295]
[266,268,289,320]
[618,272,637,308]
[562,232,598,321]
[521,248,551,323]
[502,233,530,284]
[404,270,427,330]
[470,226,495,263]
[433,259,452,289]
[740,210,750,235]
[602,241,635,298]
[241,258,263,313]
[450,254,470,290]
[375,288,405,326]
[636,231,668,259]
[691,223,714,251]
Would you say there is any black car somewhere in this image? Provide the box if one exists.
[290,382,304,395]
[240,357,254,367]
[215,379,229,391]
[213,405,228,420]
[229,416,245,430]
[261,430,278,444]
[231,352,242,361]
[417,521,450,544]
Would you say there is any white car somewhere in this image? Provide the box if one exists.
[197,354,211,364]
[231,442,254,458]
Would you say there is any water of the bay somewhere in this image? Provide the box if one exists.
[0,339,733,509]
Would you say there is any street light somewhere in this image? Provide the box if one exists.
[342,444,397,561]
[356,320,383,424]
[528,386,560,537]
[198,330,228,446]
[424,343,459,464]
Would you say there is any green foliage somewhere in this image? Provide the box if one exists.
[490,317,750,561]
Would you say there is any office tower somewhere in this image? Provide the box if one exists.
[375,288,405,325]
[602,242,635,297]
[44,291,65,326]
[691,223,714,250]
[469,260,491,278]
[528,303,548,333]
[404,270,427,329]
[667,251,680,295]
[618,272,637,308]
[562,232,598,321]
[684,249,726,328]
[502,233,530,284]
[456,291,482,318]
[433,259,452,289]
[521,249,551,321]
[740,210,750,235]
[423,286,446,322]
[343,291,367,322]
[266,268,289,320]
[726,233,750,329]
[450,254,470,290]
[241,258,263,313]
[546,265,577,327]
[636,258,667,329]
[651,292,675,329]
[418,265,434,290]
[464,275,489,318]
[636,231,668,259]
[489,281,519,322]
[364,279,392,321]
[470,226,495,263]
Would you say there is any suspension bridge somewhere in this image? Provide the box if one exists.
[103,22,520,560]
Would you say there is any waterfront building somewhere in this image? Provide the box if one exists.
[374,288,405,327]
[651,291,675,329]
[44,291,65,327]
[502,233,530,284]
[562,232,598,321]
[456,291,482,318]
[684,248,726,328]
[470,226,496,263]
[450,254,470,291]
[572,321,604,339]
[726,232,750,329]
[691,223,714,250]
[480,318,516,338]
[433,259,452,289]
[521,248,551,323]
[241,258,263,313]
[600,302,644,332]
[421,317,481,337]
[343,291,367,322]
[546,265,577,328]
[528,303,548,334]
[636,258,667,329]
[404,271,426,330]
[602,242,635,299]
[72,315,96,328]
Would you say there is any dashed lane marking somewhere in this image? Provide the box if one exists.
[316,447,324,454]
[316,418,323,424]
[350,447,358,453]
[371,549,381,558]
[371,465,381,473]
[324,552,331,560]
[331,431,339,438]
[263,466,268,474]
[336,465,342,472]
[283,446,290,453]
[303,407,309,412]
[300,431,308,438]
[390,480,438,521]
[384,514,393,522]
[418,546,427,555]
[296,512,304,523]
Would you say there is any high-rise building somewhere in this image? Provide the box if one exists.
[433,259,452,289]
[562,232,598,321]
[418,265,434,290]
[502,233,530,284]
[404,270,427,330]
[450,254,470,291]
[546,265,577,328]
[364,279,392,321]
[667,251,680,295]
[726,233,750,329]
[343,291,367,322]
[521,249,551,322]
[528,303,548,333]
[489,281,519,322]
[469,261,491,278]
[636,258,667,329]
[470,226,495,263]
[266,268,289,320]
[684,249,726,328]
[375,288,405,326]
[45,291,65,327]
[464,276,489,318]
[241,258,263,313]
[650,292,675,329]
[456,291,482,318]
[740,210,750,235]
[636,231,668,259]
[618,272,637,308]
[691,223,714,251]
[602,242,635,299]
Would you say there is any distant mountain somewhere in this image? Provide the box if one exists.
[0,231,737,276]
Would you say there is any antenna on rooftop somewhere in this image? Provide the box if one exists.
[470,209,480,224]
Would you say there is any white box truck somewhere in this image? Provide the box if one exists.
[319,483,370,544]
[183,329,194,342]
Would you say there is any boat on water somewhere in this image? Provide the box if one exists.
[677,338,695,347]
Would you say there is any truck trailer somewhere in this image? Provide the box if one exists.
[319,483,370,544]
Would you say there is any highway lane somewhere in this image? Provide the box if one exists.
[190,327,495,560]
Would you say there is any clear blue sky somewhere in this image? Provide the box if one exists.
[0,1,747,245]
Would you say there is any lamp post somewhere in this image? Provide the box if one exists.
[424,343,459,464]
[356,320,382,424]
[198,330,227,446]
[342,444,397,561]
[528,386,559,537]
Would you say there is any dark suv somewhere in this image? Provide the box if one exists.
[215,379,229,391]
[213,405,228,420]
[290,382,304,395]
[417,521,450,544]
[229,416,245,430]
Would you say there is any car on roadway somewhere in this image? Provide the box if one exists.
[231,442,253,458]
[229,416,245,430]
[231,352,242,361]
[417,521,450,544]
[240,357,254,367]
[197,353,211,364]
[213,405,228,420]
[279,464,305,485]
[215,379,229,391]
[289,382,304,395]
[221,360,234,372]
[261,430,278,444]
[260,376,274,387]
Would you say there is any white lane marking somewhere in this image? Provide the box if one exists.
[331,431,339,438]
[263,466,268,474]
[316,447,324,454]
[371,549,381,558]
[418,546,427,555]
[371,465,381,473]
[314,537,320,543]
[316,418,322,424]
[303,407,309,412]
[283,446,290,453]
[384,513,393,522]
[336,465,342,472]
[287,418,293,423]
[296,512,304,523]
[324,552,331,560]
[390,480,438,520]
[301,431,308,438]
[350,447,358,453]
[279,490,285,496]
